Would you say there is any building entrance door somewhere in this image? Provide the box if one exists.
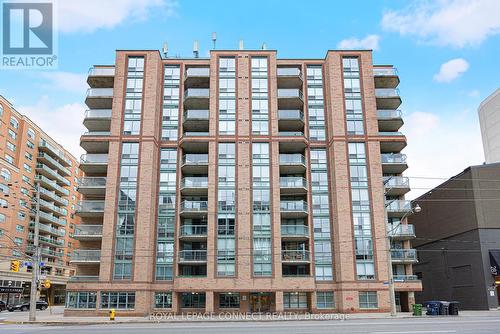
[250,292,272,313]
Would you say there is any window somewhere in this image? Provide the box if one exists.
[10,116,19,129]
[0,213,5,223]
[0,229,4,236]
[12,250,21,257]
[25,152,33,161]
[66,292,97,309]
[5,154,14,164]
[154,292,172,308]
[6,142,15,152]
[219,293,240,308]
[0,183,8,195]
[23,163,32,173]
[8,129,16,140]
[181,292,205,308]
[14,237,22,246]
[27,128,36,140]
[26,141,35,149]
[100,292,135,309]
[1,168,11,181]
[16,224,24,232]
[0,103,3,116]
[359,291,378,309]
[316,292,335,309]
[283,292,308,309]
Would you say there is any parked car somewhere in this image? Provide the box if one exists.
[0,301,6,311]
[7,301,48,312]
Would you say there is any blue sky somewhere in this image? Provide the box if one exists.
[1,0,498,198]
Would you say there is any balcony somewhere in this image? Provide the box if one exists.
[179,225,208,239]
[87,66,115,88]
[278,110,304,132]
[74,225,103,240]
[81,131,110,153]
[30,222,64,237]
[77,177,106,196]
[386,200,412,217]
[178,250,207,263]
[39,186,68,207]
[278,89,304,109]
[373,67,399,88]
[38,198,66,217]
[85,88,113,109]
[183,109,209,132]
[375,88,401,110]
[37,153,71,176]
[68,276,100,282]
[279,154,306,174]
[279,177,308,195]
[180,200,208,217]
[377,109,403,132]
[281,225,309,240]
[37,210,66,227]
[39,140,72,166]
[391,249,418,264]
[184,88,209,109]
[184,67,210,87]
[393,274,419,282]
[384,176,410,196]
[71,250,101,264]
[184,131,210,137]
[388,224,416,240]
[280,200,308,218]
[40,248,64,258]
[379,132,407,153]
[182,154,209,174]
[35,163,70,187]
[76,200,105,218]
[79,154,108,174]
[180,177,208,195]
[83,109,112,132]
[381,154,408,174]
[35,175,69,197]
[277,67,302,88]
[281,250,310,263]
[30,234,64,247]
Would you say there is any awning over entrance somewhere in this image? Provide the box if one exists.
[489,250,500,276]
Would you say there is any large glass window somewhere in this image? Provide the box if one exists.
[343,57,364,135]
[316,291,335,309]
[219,293,240,308]
[181,292,205,308]
[219,58,236,135]
[359,291,378,309]
[123,56,144,135]
[251,57,269,135]
[154,292,172,308]
[284,292,308,309]
[307,65,326,141]
[100,292,135,309]
[162,65,180,140]
[66,292,97,309]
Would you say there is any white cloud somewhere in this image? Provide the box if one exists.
[433,58,469,83]
[17,96,85,158]
[337,34,380,51]
[381,0,500,48]
[58,0,178,34]
[467,89,480,98]
[39,71,87,94]
[403,111,484,199]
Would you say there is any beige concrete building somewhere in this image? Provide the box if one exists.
[478,88,500,164]
[0,95,82,305]
[66,48,420,316]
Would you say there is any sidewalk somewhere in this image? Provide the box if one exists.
[1,307,499,325]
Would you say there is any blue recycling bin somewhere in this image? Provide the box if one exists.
[425,301,441,315]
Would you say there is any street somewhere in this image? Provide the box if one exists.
[1,316,500,334]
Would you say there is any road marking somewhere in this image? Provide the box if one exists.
[371,331,456,334]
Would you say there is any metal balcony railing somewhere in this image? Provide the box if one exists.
[178,250,207,261]
[279,154,306,165]
[384,176,410,188]
[280,200,308,212]
[393,274,419,282]
[181,177,208,188]
[281,250,310,261]
[179,225,208,237]
[280,177,307,188]
[72,250,101,262]
[39,139,72,166]
[391,249,418,262]
[281,225,309,237]
[389,224,415,238]
[180,200,208,212]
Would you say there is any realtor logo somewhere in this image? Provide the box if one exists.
[1,1,57,69]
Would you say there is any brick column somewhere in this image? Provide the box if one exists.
[275,291,284,313]
[205,290,215,313]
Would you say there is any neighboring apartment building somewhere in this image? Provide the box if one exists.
[66,48,420,316]
[0,96,81,305]
[479,88,500,164]
[410,163,500,310]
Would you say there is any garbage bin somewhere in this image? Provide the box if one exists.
[425,301,441,315]
[449,301,460,315]
[439,301,450,315]
[412,304,422,316]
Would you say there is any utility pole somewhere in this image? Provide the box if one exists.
[384,199,398,317]
[29,181,40,321]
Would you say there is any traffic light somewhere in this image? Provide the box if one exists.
[10,260,20,272]
[41,279,51,289]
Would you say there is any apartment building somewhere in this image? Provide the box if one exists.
[0,96,81,305]
[66,48,420,315]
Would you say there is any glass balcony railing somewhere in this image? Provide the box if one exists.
[35,175,69,196]
[82,131,111,136]
[180,200,208,212]
[281,225,309,237]
[38,198,66,216]
[393,274,419,282]
[379,131,404,136]
[88,67,115,76]
[279,154,306,165]
[35,163,70,186]
[280,200,308,212]
[373,67,398,76]
[84,109,112,119]
[179,225,208,237]
[281,250,310,261]
[39,139,72,166]
[80,154,108,164]
[86,88,113,98]
[69,276,100,282]
[391,249,418,262]
[381,153,407,164]
[185,67,210,77]
[386,200,411,213]
[72,250,101,262]
[184,132,210,137]
[280,177,307,188]
[278,110,304,121]
[178,250,207,261]
[40,248,64,258]
[278,89,303,99]
[74,225,103,237]
[375,88,400,98]
[76,200,105,213]
[388,224,415,238]
[30,222,64,237]
[38,211,66,226]
[181,177,208,188]
[182,154,209,166]
[377,109,403,119]
[39,186,68,206]
[184,88,209,99]
[78,177,106,188]
[277,68,302,77]
[29,234,64,247]
[37,153,71,176]
[279,131,304,137]
[184,109,209,120]
[384,176,410,188]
